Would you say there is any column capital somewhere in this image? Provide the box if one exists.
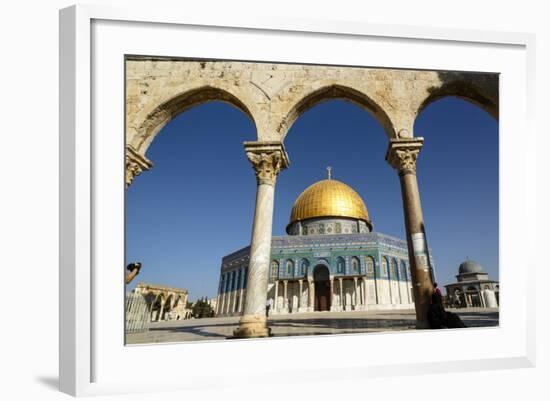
[244,141,290,186]
[385,138,424,175]
[126,145,153,188]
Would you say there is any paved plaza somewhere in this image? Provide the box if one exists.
[126,307,499,345]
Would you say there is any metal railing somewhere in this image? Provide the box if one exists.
[125,292,150,333]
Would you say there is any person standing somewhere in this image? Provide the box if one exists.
[265,298,273,317]
[428,282,445,328]
[431,282,443,305]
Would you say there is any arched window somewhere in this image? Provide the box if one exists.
[381,257,388,277]
[300,259,309,275]
[271,260,279,277]
[366,256,375,274]
[390,258,398,279]
[286,259,294,276]
[336,257,345,274]
[351,257,360,274]
[400,260,407,281]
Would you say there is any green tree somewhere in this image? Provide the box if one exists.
[192,297,214,319]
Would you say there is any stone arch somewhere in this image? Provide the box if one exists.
[336,256,346,274]
[164,294,174,318]
[270,260,279,278]
[130,85,258,155]
[154,293,164,305]
[390,258,398,279]
[381,256,389,278]
[351,256,360,274]
[313,264,331,311]
[416,72,499,120]
[277,84,397,139]
[365,255,375,275]
[300,258,310,275]
[151,294,165,321]
[286,259,295,276]
[143,292,156,308]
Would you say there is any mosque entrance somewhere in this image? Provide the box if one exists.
[313,265,331,311]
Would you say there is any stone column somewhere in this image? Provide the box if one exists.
[386,138,433,328]
[274,280,279,311]
[215,279,222,315]
[158,299,166,322]
[339,278,344,310]
[233,142,289,338]
[125,145,153,188]
[219,290,225,316]
[238,288,244,313]
[353,277,359,309]
[232,289,238,314]
[225,292,230,315]
[283,280,288,312]
[362,277,368,310]
[298,280,303,310]
[308,280,315,311]
[330,278,334,310]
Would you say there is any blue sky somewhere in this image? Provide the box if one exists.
[126,95,498,300]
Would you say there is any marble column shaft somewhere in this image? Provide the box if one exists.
[274,280,279,311]
[158,300,165,322]
[298,280,303,308]
[308,281,314,309]
[386,138,433,328]
[238,288,244,312]
[362,277,367,306]
[233,142,289,338]
[283,280,288,309]
[339,278,344,308]
[330,278,334,307]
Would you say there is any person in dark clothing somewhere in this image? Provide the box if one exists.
[428,303,447,329]
[428,282,467,329]
[431,282,443,305]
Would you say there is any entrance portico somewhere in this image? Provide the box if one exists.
[313,265,331,312]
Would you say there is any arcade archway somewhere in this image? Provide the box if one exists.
[313,265,331,312]
[126,59,499,337]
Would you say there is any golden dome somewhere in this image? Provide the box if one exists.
[288,179,371,226]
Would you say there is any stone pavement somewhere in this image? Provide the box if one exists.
[126,307,499,345]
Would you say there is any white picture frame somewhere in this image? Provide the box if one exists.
[59,4,536,397]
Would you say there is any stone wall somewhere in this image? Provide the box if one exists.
[125,58,498,185]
